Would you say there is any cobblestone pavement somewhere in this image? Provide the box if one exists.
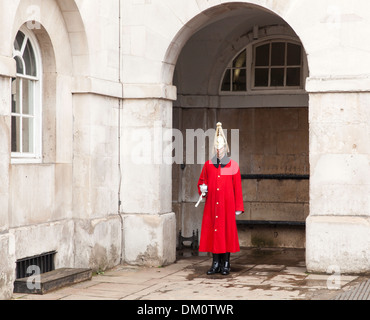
[12,248,369,301]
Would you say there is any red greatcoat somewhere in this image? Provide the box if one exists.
[197,156,244,254]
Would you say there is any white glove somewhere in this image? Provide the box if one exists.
[236,211,242,216]
[195,184,208,208]
[200,184,208,195]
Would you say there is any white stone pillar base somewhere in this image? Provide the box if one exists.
[122,212,176,267]
[73,216,122,271]
[306,215,370,274]
[0,233,15,300]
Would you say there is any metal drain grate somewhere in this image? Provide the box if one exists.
[16,251,56,279]
[334,279,370,300]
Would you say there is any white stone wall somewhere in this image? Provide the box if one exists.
[0,72,13,300]
[0,0,124,299]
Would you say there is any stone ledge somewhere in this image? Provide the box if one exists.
[73,76,123,98]
[13,268,92,295]
[72,78,177,100]
[306,76,370,93]
[122,83,177,101]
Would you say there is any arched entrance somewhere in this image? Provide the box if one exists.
[166,3,309,252]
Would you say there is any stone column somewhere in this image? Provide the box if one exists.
[306,79,370,274]
[120,84,177,266]
[0,58,15,299]
[72,85,123,271]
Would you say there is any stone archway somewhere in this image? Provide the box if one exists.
[159,1,370,275]
[162,2,310,256]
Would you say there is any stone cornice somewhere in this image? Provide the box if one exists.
[306,76,370,93]
[73,77,177,101]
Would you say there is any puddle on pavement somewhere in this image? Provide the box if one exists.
[179,247,307,282]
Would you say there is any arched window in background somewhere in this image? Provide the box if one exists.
[221,39,303,93]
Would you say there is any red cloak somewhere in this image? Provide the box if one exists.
[197,157,244,254]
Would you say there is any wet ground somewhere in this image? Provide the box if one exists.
[12,248,369,300]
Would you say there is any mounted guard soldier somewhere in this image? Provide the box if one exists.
[197,122,244,275]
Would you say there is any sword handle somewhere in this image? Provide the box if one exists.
[195,194,205,207]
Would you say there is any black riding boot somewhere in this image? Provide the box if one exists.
[221,252,231,275]
[207,254,221,275]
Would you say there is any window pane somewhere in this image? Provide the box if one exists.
[11,116,21,153]
[15,56,24,74]
[271,42,285,66]
[232,69,246,91]
[22,117,34,153]
[221,69,231,91]
[255,68,269,87]
[287,68,301,86]
[233,50,246,68]
[22,79,34,115]
[14,31,25,52]
[287,43,301,66]
[271,68,285,86]
[11,78,21,114]
[255,44,269,66]
[23,40,37,77]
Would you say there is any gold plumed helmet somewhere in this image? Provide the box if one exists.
[214,122,229,153]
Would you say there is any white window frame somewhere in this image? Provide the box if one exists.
[252,40,303,90]
[11,26,43,164]
[219,36,306,95]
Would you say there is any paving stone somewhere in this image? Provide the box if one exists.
[11,248,367,301]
